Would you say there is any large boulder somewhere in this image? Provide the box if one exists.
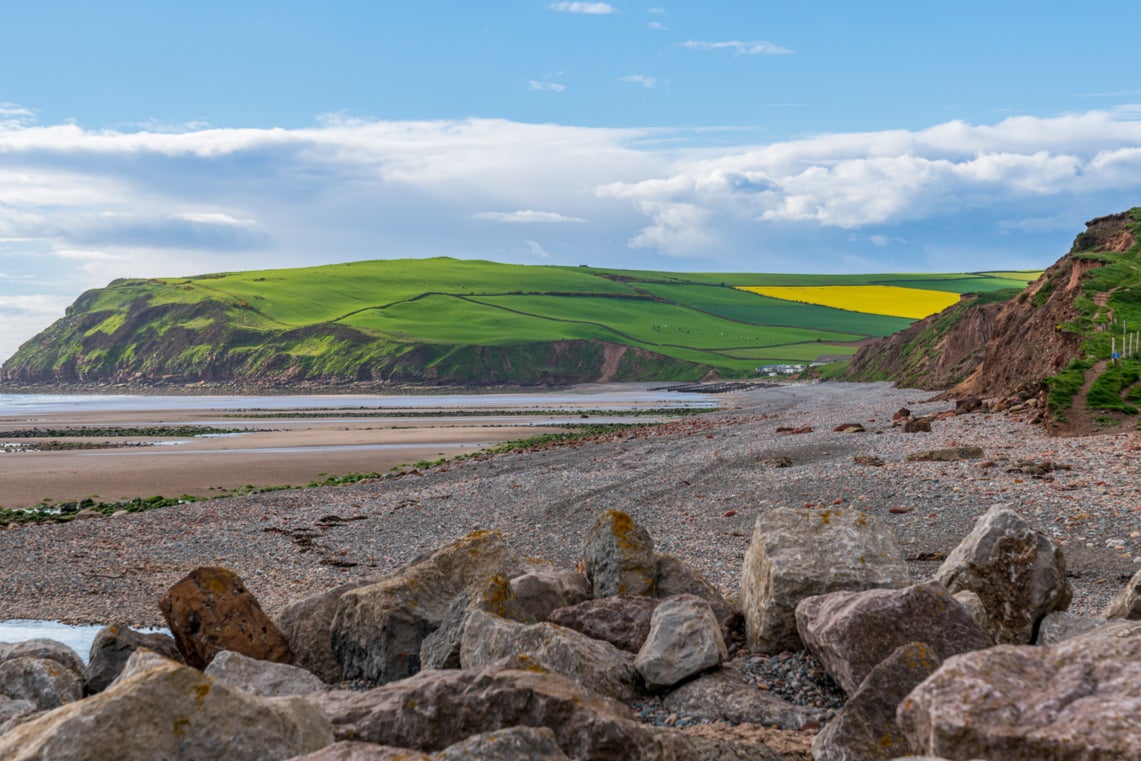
[0,657,83,711]
[0,654,333,760]
[811,642,942,761]
[1103,567,1141,620]
[1035,611,1102,646]
[897,634,1141,760]
[661,667,822,731]
[654,555,738,638]
[204,650,327,696]
[795,582,991,695]
[741,508,910,653]
[420,574,539,671]
[331,531,513,683]
[582,510,657,597]
[459,610,641,700]
[635,595,726,690]
[84,622,184,695]
[312,660,672,761]
[548,596,659,653]
[934,505,1071,645]
[159,565,294,669]
[1069,618,1141,642]
[276,580,373,684]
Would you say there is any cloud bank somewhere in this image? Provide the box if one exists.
[3,108,1141,358]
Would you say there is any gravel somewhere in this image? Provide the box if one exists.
[1,381,1138,725]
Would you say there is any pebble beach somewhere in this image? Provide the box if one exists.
[1,381,1136,628]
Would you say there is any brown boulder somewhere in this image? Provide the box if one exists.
[548,596,659,653]
[795,582,991,695]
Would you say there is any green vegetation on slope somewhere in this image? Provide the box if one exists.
[1,258,1039,387]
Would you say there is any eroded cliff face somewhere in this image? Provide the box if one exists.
[844,212,1135,400]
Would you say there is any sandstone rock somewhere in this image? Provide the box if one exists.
[1104,567,1141,620]
[795,582,991,695]
[635,595,726,690]
[204,650,327,696]
[833,423,866,433]
[547,595,659,653]
[435,726,570,761]
[0,657,83,711]
[934,505,1072,644]
[508,568,592,622]
[583,510,657,598]
[420,574,535,671]
[811,642,942,761]
[110,648,176,686]
[0,639,84,678]
[0,654,333,760]
[276,580,372,684]
[159,565,294,669]
[1036,610,1102,646]
[901,418,931,433]
[331,530,513,683]
[286,742,431,760]
[741,508,910,653]
[661,667,822,731]
[900,636,1141,760]
[950,590,987,632]
[84,622,184,695]
[312,662,676,760]
[955,397,982,414]
[905,446,984,462]
[459,610,641,700]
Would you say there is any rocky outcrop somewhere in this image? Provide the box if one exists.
[635,595,726,690]
[898,634,1141,760]
[159,566,294,669]
[795,582,990,695]
[459,611,641,700]
[0,654,333,760]
[331,531,513,683]
[741,508,910,653]
[934,505,1071,644]
[583,510,657,598]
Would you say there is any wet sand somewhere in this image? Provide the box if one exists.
[0,407,599,508]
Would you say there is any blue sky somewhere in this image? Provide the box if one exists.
[3,1,1141,358]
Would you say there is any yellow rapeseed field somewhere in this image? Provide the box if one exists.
[736,285,961,319]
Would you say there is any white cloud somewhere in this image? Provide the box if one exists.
[647,21,668,30]
[522,240,551,258]
[549,2,616,14]
[682,40,793,56]
[473,210,587,223]
[5,109,1141,356]
[622,75,657,88]
[529,80,567,92]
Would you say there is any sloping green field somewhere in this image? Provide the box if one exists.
[3,258,1040,385]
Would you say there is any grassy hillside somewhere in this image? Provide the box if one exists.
[1,258,1039,386]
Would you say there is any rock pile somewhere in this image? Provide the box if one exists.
[1,505,1138,760]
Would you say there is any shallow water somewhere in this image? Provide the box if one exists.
[0,386,715,416]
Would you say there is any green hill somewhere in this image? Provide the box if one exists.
[0,258,1037,387]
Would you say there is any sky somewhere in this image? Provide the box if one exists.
[3,1,1141,359]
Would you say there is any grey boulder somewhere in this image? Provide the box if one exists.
[1103,567,1141,620]
[0,657,83,711]
[204,650,327,696]
[934,504,1071,644]
[742,508,909,653]
[635,595,726,690]
[661,666,822,731]
[582,510,657,598]
[84,622,184,695]
[898,634,1141,760]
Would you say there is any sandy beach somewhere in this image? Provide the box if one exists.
[0,381,1136,629]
